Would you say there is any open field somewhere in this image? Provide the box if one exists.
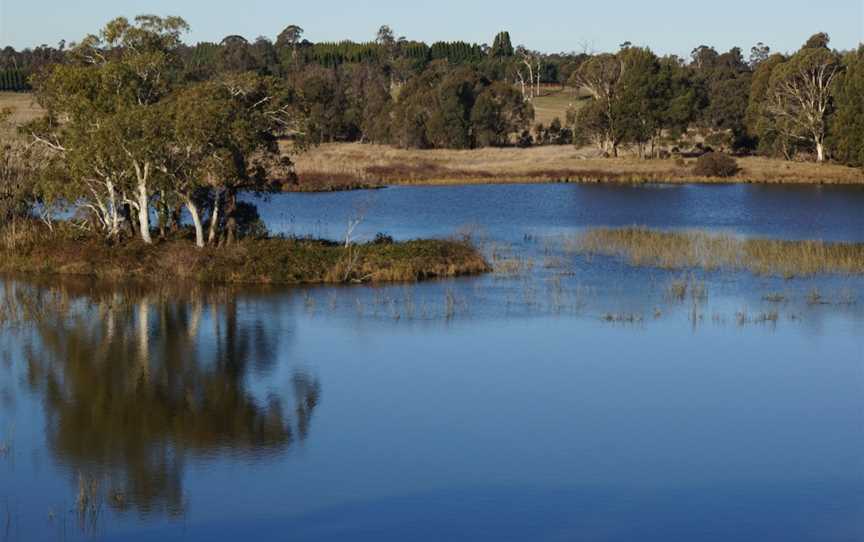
[531,87,586,126]
[293,143,864,190]
[0,92,41,139]
[573,227,864,278]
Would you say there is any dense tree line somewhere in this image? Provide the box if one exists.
[0,68,29,91]
[2,19,862,245]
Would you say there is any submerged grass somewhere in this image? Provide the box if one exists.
[575,227,864,277]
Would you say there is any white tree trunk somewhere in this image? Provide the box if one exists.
[185,197,205,248]
[134,162,152,244]
[815,140,825,163]
[137,181,151,244]
[208,192,221,245]
[106,180,120,238]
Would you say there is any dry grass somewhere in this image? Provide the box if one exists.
[0,92,43,139]
[575,227,864,277]
[291,143,864,190]
[532,87,585,126]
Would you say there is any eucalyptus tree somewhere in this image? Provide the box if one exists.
[276,25,305,50]
[763,34,842,162]
[183,73,299,246]
[514,46,543,102]
[749,42,771,68]
[572,53,624,155]
[30,15,189,243]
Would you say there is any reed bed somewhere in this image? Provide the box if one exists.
[574,227,864,277]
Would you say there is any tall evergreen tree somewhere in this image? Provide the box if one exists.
[491,32,514,58]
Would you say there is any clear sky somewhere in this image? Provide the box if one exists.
[2,0,862,56]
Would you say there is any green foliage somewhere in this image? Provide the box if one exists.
[746,53,786,154]
[830,47,864,167]
[491,32,514,58]
[803,32,831,50]
[573,48,698,157]
[0,69,29,91]
[471,82,534,146]
[276,25,304,49]
[429,41,485,64]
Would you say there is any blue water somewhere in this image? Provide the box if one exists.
[2,183,863,541]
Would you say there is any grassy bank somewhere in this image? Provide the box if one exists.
[0,224,489,285]
[292,144,864,191]
[573,227,864,277]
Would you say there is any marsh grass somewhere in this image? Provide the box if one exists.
[601,312,644,324]
[0,222,490,285]
[575,227,864,277]
[666,275,708,302]
[76,472,102,532]
[737,309,780,325]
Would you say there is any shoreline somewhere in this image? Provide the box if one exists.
[288,143,864,192]
[0,232,490,285]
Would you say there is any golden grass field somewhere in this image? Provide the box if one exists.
[531,87,585,126]
[0,92,42,139]
[293,143,864,190]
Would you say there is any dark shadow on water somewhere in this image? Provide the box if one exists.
[4,277,320,522]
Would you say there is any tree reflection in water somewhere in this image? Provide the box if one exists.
[7,279,320,520]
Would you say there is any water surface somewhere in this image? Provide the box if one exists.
[2,183,863,541]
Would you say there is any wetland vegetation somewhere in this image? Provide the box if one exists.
[574,227,864,277]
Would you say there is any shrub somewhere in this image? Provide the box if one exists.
[516,130,533,148]
[693,152,739,177]
[372,232,394,245]
[235,202,268,240]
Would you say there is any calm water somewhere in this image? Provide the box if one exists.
[2,183,864,542]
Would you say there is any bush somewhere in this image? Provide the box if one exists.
[372,232,394,245]
[693,152,739,177]
[235,202,268,240]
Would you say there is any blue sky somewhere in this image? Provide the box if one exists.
[2,0,862,55]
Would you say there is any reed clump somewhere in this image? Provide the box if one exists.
[575,227,864,277]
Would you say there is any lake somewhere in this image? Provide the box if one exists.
[2,183,863,541]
